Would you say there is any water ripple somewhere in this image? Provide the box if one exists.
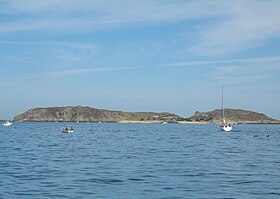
[0,123,280,198]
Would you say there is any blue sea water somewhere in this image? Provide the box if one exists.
[0,122,280,199]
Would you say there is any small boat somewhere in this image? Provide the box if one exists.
[61,127,74,133]
[2,121,12,126]
[220,87,232,132]
[220,122,232,132]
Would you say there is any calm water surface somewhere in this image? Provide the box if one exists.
[0,123,279,198]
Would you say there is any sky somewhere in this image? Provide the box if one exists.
[0,0,280,120]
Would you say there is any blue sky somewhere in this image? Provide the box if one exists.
[1,0,280,120]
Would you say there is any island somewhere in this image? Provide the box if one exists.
[186,109,280,124]
[13,106,180,123]
[13,106,280,124]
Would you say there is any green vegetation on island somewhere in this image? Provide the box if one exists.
[13,106,280,124]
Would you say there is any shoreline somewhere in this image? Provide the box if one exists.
[115,120,280,124]
[118,120,212,124]
[8,120,280,125]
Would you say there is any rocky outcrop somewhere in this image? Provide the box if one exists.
[188,109,280,124]
[13,106,279,124]
[13,106,181,122]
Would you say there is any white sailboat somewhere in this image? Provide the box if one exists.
[220,87,232,132]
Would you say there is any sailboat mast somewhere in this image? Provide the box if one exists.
[221,87,225,123]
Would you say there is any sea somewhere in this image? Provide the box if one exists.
[0,122,279,199]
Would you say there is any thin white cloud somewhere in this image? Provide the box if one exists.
[161,55,280,86]
[0,1,279,57]
[0,66,132,84]
[161,56,280,68]
[206,61,280,85]
[0,1,229,33]
[0,40,97,51]
[40,66,132,78]
[189,1,280,56]
[218,66,240,73]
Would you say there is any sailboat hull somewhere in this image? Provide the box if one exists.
[221,125,232,132]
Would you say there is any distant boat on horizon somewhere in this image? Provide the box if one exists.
[2,121,13,127]
[220,87,232,132]
[61,127,74,133]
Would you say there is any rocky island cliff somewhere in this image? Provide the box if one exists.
[13,106,180,123]
[187,109,280,124]
[13,106,279,124]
